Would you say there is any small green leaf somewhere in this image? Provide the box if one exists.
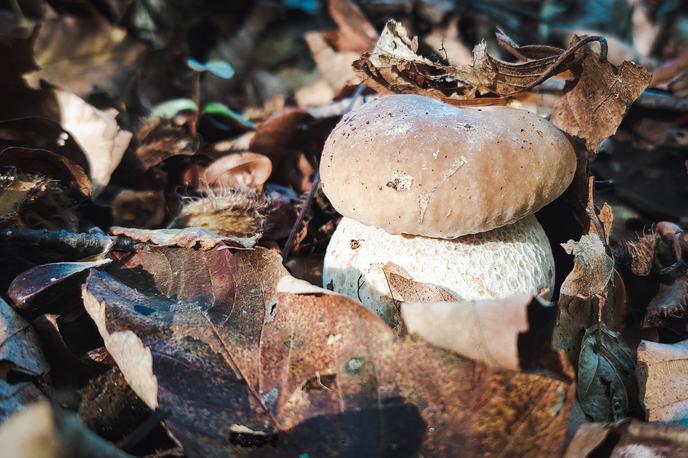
[203,102,255,129]
[577,322,637,421]
[150,98,198,118]
[186,57,235,79]
[204,60,235,79]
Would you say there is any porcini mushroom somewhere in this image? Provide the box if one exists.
[320,94,577,321]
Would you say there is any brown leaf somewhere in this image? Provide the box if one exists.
[564,420,688,457]
[555,235,616,360]
[54,90,132,195]
[304,32,362,95]
[637,339,688,422]
[326,0,378,53]
[354,20,605,101]
[382,262,455,303]
[25,14,146,98]
[0,401,132,458]
[8,260,111,312]
[248,108,310,162]
[402,294,559,371]
[133,117,198,172]
[109,226,256,250]
[550,39,652,151]
[82,247,574,456]
[0,297,49,379]
[626,233,658,277]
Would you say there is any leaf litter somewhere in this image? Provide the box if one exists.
[0,1,687,456]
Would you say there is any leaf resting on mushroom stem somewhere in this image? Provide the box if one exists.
[402,294,558,372]
[83,247,574,457]
[637,339,688,422]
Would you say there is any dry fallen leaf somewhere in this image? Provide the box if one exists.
[109,226,256,250]
[636,339,688,422]
[0,297,49,379]
[550,37,652,151]
[54,90,132,195]
[402,295,557,371]
[82,247,574,457]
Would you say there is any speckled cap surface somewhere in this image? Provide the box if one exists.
[320,94,577,238]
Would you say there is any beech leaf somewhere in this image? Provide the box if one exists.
[637,339,688,422]
[82,246,574,456]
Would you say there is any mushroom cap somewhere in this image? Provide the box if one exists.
[323,215,554,324]
[320,94,577,238]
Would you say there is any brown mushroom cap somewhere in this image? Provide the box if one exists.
[320,94,577,238]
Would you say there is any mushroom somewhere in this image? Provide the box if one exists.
[320,94,577,323]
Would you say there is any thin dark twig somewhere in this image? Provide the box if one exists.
[281,83,367,262]
[116,409,168,451]
[0,227,144,254]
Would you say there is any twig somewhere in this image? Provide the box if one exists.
[116,409,168,452]
[0,227,144,255]
[281,84,367,262]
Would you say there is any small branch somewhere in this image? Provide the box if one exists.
[0,227,144,256]
[281,84,367,262]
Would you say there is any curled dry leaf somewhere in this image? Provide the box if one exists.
[0,297,49,378]
[0,401,132,458]
[564,420,688,457]
[554,234,616,362]
[8,259,111,312]
[354,20,600,101]
[55,90,132,195]
[636,339,688,422]
[203,152,272,190]
[577,322,636,421]
[549,37,652,151]
[110,226,256,250]
[82,247,574,457]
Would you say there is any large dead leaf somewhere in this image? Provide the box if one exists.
[402,295,557,372]
[550,38,652,151]
[82,247,574,457]
[0,401,132,458]
[109,226,256,250]
[25,14,146,98]
[636,339,688,422]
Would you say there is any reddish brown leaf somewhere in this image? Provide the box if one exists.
[133,117,199,172]
[550,41,652,151]
[83,247,574,457]
[248,109,310,162]
[8,260,111,312]
[109,226,256,250]
[326,0,378,53]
